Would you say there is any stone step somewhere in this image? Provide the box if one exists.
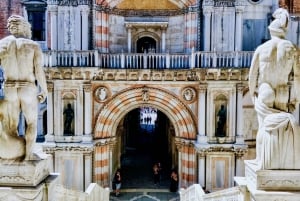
[109,189,179,201]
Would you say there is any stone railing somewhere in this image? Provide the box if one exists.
[43,50,253,69]
[201,186,244,201]
[179,184,206,201]
[179,184,245,201]
[52,183,110,201]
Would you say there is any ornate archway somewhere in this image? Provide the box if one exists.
[93,86,197,187]
[94,86,197,139]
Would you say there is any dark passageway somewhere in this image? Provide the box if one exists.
[121,107,173,189]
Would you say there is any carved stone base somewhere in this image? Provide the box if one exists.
[0,174,58,201]
[245,160,300,191]
[0,157,50,186]
[235,177,300,201]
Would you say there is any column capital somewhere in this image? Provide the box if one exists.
[237,83,245,93]
[83,84,92,93]
[234,146,248,159]
[203,7,214,15]
[235,6,245,13]
[198,84,207,93]
[47,82,54,91]
[48,5,58,13]
[79,5,90,13]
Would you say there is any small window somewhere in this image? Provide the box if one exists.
[28,11,45,41]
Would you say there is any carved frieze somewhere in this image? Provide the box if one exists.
[44,145,94,154]
[50,0,91,6]
[45,68,250,82]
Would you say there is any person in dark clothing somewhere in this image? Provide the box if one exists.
[170,169,178,192]
[113,169,122,196]
[153,163,161,186]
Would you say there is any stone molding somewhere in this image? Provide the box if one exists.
[45,68,249,82]
[195,144,247,157]
[44,145,94,154]
[47,0,91,6]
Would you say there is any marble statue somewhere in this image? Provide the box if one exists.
[0,15,48,160]
[248,7,300,169]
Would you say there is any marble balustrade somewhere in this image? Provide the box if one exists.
[42,50,254,69]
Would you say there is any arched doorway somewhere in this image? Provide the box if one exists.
[93,87,197,188]
[137,36,156,53]
[121,107,174,189]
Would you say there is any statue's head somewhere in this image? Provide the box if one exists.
[7,15,32,39]
[268,8,289,38]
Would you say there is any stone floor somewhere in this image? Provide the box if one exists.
[109,148,179,201]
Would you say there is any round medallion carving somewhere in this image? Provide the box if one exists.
[182,87,196,102]
[95,86,109,102]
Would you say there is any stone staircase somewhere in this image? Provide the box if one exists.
[109,188,180,201]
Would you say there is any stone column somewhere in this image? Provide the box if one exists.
[198,151,206,187]
[57,8,65,50]
[48,5,58,50]
[75,6,82,50]
[81,5,89,50]
[161,26,167,53]
[203,7,213,51]
[234,148,247,176]
[109,140,117,189]
[236,83,244,144]
[83,84,92,142]
[126,25,132,53]
[46,83,54,142]
[197,84,207,143]
[177,145,182,188]
[235,6,244,51]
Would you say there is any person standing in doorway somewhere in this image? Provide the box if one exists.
[113,169,122,196]
[170,169,178,192]
[153,163,160,186]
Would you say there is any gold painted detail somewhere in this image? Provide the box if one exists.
[116,0,179,10]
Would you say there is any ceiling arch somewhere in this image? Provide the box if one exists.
[94,86,197,140]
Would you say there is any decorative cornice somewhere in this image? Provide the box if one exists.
[44,145,94,153]
[94,5,187,16]
[45,68,250,82]
[195,145,248,157]
[47,0,91,6]
[94,137,117,146]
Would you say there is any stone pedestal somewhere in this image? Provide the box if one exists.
[0,156,60,201]
[0,158,50,186]
[0,173,59,201]
[245,160,300,191]
[234,161,300,201]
